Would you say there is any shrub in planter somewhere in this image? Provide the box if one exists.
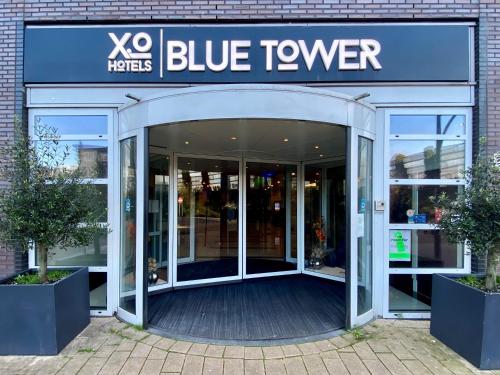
[0,121,108,354]
[430,142,499,369]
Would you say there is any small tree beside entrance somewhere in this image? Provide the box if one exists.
[0,121,106,283]
[432,143,499,291]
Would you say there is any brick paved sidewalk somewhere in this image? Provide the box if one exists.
[0,318,498,375]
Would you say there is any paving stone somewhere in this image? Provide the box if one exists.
[163,352,186,373]
[367,339,392,353]
[205,345,225,358]
[116,339,136,352]
[188,343,208,356]
[149,347,168,360]
[121,327,150,342]
[154,338,176,351]
[203,357,223,375]
[283,356,307,375]
[329,336,352,349]
[353,341,378,360]
[264,359,286,375]
[224,346,244,359]
[57,353,93,375]
[441,359,475,375]
[78,357,108,375]
[140,359,164,375]
[362,359,391,375]
[132,342,153,358]
[320,350,340,359]
[323,358,349,375]
[262,346,284,359]
[244,359,264,375]
[385,341,416,360]
[142,335,163,346]
[339,352,370,375]
[170,341,193,354]
[297,342,320,355]
[377,353,412,375]
[181,355,204,375]
[35,356,71,375]
[99,351,131,375]
[402,360,433,375]
[338,345,355,353]
[281,344,301,357]
[119,357,146,375]
[244,347,263,360]
[223,358,244,375]
[415,354,454,375]
[314,339,337,352]
[302,354,329,375]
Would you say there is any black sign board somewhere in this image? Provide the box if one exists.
[24,24,471,84]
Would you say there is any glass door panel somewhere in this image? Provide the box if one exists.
[176,157,240,283]
[147,148,170,288]
[304,161,346,281]
[357,137,373,316]
[245,162,298,275]
[119,137,137,314]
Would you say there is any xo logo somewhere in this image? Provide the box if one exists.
[108,32,153,73]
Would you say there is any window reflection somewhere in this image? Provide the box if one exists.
[390,115,465,135]
[304,162,346,280]
[390,140,465,179]
[177,157,239,282]
[35,115,108,136]
[389,274,432,312]
[36,140,108,178]
[148,149,170,286]
[390,185,463,224]
[119,137,137,314]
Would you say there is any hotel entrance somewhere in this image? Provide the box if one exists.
[117,85,375,339]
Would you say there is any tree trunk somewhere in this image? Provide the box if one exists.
[38,243,48,284]
[485,246,498,291]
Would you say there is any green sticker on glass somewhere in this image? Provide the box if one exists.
[389,229,411,261]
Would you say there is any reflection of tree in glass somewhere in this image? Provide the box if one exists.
[392,153,409,178]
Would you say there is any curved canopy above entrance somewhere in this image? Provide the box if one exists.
[118,84,375,135]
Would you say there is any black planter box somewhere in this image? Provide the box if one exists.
[431,274,500,370]
[0,267,90,355]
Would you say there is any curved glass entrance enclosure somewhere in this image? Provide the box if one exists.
[117,85,376,332]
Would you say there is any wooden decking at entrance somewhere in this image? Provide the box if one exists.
[148,275,345,344]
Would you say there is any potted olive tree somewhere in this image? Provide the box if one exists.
[0,121,107,355]
[430,143,500,370]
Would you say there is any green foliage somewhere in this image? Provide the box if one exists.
[432,139,500,290]
[11,270,71,285]
[77,348,96,353]
[0,120,109,282]
[458,275,500,292]
[348,327,366,341]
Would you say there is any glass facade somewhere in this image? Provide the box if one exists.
[387,113,468,313]
[33,113,110,311]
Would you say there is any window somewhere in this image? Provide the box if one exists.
[30,110,111,313]
[386,111,470,315]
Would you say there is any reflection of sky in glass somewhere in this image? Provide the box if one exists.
[35,115,107,135]
[390,140,465,179]
[390,140,464,159]
[390,115,465,135]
